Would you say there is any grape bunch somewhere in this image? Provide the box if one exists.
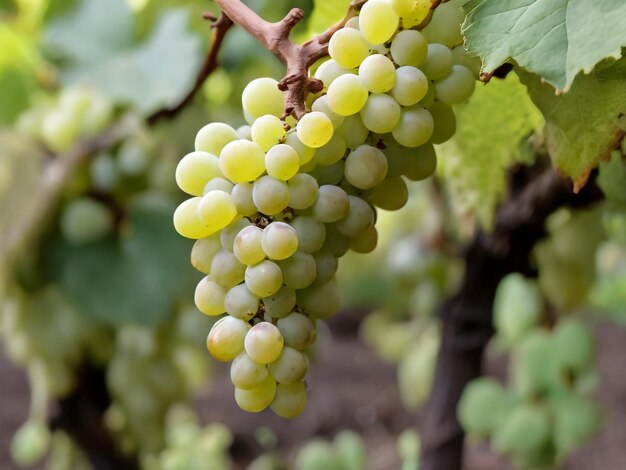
[173,0,477,416]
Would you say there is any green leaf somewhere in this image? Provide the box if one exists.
[44,202,198,326]
[439,72,543,227]
[461,0,626,91]
[306,0,350,36]
[518,58,626,189]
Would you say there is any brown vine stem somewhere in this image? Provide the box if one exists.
[214,0,366,119]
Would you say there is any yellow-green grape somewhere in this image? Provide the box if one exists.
[337,115,369,149]
[336,196,375,237]
[277,313,316,350]
[195,122,239,156]
[311,95,344,130]
[552,395,600,456]
[419,82,437,108]
[245,260,283,297]
[429,101,456,144]
[41,110,79,153]
[261,222,299,260]
[190,234,222,273]
[314,250,339,284]
[390,66,429,107]
[553,319,594,373]
[492,403,551,456]
[234,225,266,266]
[358,54,396,93]
[313,185,350,223]
[60,197,113,245]
[314,59,354,89]
[422,44,453,80]
[287,173,319,210]
[390,30,428,66]
[328,27,370,69]
[231,182,257,217]
[265,144,300,181]
[197,190,238,233]
[296,111,334,148]
[268,347,308,384]
[219,139,266,182]
[290,216,326,253]
[277,252,317,289]
[234,374,277,412]
[173,197,213,239]
[244,322,284,364]
[176,151,222,196]
[326,74,369,116]
[451,45,482,78]
[392,106,434,148]
[242,77,284,119]
[285,132,316,165]
[252,175,290,215]
[359,94,401,133]
[237,124,252,139]
[297,279,341,319]
[421,0,465,48]
[230,353,269,390]
[10,419,50,467]
[210,250,246,288]
[367,176,409,211]
[270,382,307,418]
[434,65,476,105]
[220,217,251,250]
[314,134,347,166]
[251,115,286,151]
[203,177,234,195]
[262,286,297,319]
[207,316,251,361]
[344,145,388,189]
[81,94,114,136]
[405,143,437,181]
[359,0,399,45]
[350,225,378,253]
[458,377,509,436]
[224,283,259,320]
[194,277,227,316]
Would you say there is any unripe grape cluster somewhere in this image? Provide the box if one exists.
[173,0,478,416]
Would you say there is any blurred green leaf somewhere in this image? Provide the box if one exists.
[306,0,349,36]
[44,202,197,326]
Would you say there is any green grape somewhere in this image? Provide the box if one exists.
[265,144,300,181]
[10,419,51,467]
[210,250,246,288]
[41,110,79,153]
[190,234,222,273]
[271,382,307,418]
[268,347,308,384]
[261,222,299,260]
[245,322,284,364]
[314,134,347,166]
[328,27,370,69]
[323,224,351,257]
[553,319,594,373]
[285,131,316,165]
[60,197,113,245]
[405,144,437,181]
[176,151,222,196]
[297,279,341,319]
[296,111,334,148]
[195,122,239,156]
[350,225,378,253]
[314,59,355,90]
[277,313,316,350]
[233,225,266,266]
[251,114,286,151]
[203,177,234,195]
[230,353,269,390]
[245,260,283,297]
[90,153,119,190]
[313,185,350,223]
[117,139,150,176]
[235,374,277,412]
[242,77,284,119]
[344,16,360,29]
[252,175,290,215]
[334,431,366,470]
[451,45,482,78]
[313,250,339,284]
[207,316,251,361]
[262,286,297,319]
[422,43,453,80]
[513,331,559,396]
[194,277,227,316]
[390,30,428,66]
[434,65,476,105]
[327,75,370,118]
[237,124,252,140]
[296,440,343,470]
[336,114,369,149]
[360,93,402,134]
[344,145,388,189]
[492,403,551,456]
[287,173,319,210]
[358,54,396,93]
[428,101,456,144]
[81,94,113,136]
[367,176,409,211]
[458,377,508,436]
[231,182,257,216]
[311,95,344,129]
[390,66,429,106]
[290,216,326,253]
[421,0,465,47]
[197,190,238,233]
[219,139,266,183]
[359,0,399,45]
[493,274,542,346]
[336,196,375,237]
[220,217,251,251]
[310,160,345,186]
[418,81,436,108]
[552,395,600,457]
[391,0,430,26]
[224,283,260,320]
[277,252,317,289]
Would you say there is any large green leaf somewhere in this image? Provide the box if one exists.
[518,58,626,189]
[44,202,198,326]
[461,0,626,91]
[438,72,543,227]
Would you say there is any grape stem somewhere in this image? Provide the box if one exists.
[213,0,367,119]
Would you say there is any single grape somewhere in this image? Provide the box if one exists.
[219,140,266,183]
[314,59,354,89]
[173,197,213,239]
[421,0,465,48]
[367,176,409,210]
[234,374,277,412]
[203,177,234,195]
[290,216,326,253]
[405,143,437,181]
[270,382,307,418]
[245,322,284,364]
[210,249,246,287]
[344,145,388,189]
[313,250,339,284]
[90,153,119,190]
[176,151,222,196]
[60,197,113,245]
[261,222,299,260]
[237,124,252,140]
[197,190,238,233]
[265,144,300,181]
[359,0,399,45]
[434,65,476,105]
[195,122,239,156]
[297,279,341,319]
[429,102,456,144]
[287,173,319,210]
[422,44,453,80]
[194,277,227,316]
[381,141,411,177]
[207,316,251,362]
[190,234,222,273]
[234,225,266,266]
[296,111,334,148]
[252,175,290,215]
[358,54,396,93]
[285,131,316,165]
[359,94,401,134]
[277,251,317,289]
[328,28,370,69]
[336,114,369,149]
[310,160,345,186]
[224,283,260,320]
[251,114,286,151]
[314,134,347,166]
[117,140,150,176]
[452,45,482,78]
[392,106,434,148]
[220,217,251,251]
[231,182,257,216]
[262,286,297,319]
[277,313,317,350]
[245,260,283,297]
[390,30,428,66]
[391,66,429,107]
[231,353,269,390]
[313,185,350,223]
[336,196,376,237]
[268,347,308,384]
[41,110,78,153]
[350,226,378,253]
[326,74,369,116]
[242,77,284,119]
[311,95,344,129]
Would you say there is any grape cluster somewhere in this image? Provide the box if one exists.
[173,0,477,416]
